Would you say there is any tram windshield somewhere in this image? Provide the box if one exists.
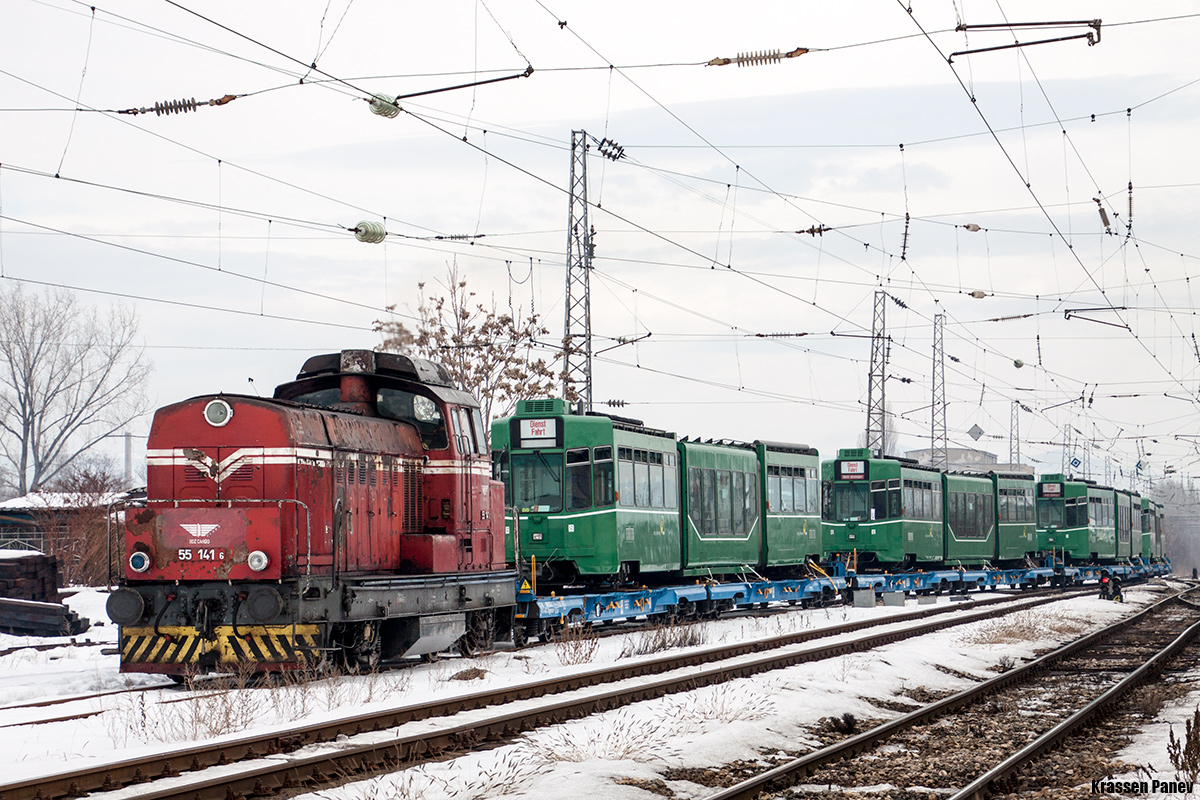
[512,452,563,513]
[830,483,870,522]
[1037,498,1064,528]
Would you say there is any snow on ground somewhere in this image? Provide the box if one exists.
[0,581,1177,798]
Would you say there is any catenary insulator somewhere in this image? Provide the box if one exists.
[963,223,981,232]
[354,221,387,243]
[153,97,199,116]
[368,94,400,118]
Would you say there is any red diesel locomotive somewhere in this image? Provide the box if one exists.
[106,350,516,675]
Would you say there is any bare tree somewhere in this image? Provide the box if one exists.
[0,285,152,496]
[374,263,559,447]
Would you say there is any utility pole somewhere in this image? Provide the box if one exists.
[124,431,133,487]
[562,130,594,412]
[866,290,888,456]
[930,313,947,469]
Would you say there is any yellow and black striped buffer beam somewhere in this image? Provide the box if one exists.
[120,624,322,665]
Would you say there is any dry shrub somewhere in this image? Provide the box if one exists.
[1169,706,1200,783]
[958,609,1088,646]
[553,621,600,666]
[618,619,708,659]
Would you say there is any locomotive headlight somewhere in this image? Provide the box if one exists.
[203,398,233,427]
[129,551,151,573]
[247,550,269,572]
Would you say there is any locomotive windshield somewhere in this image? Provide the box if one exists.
[511,452,563,513]
[1037,497,1064,528]
[377,388,448,450]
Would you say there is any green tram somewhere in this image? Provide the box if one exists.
[492,399,822,585]
[821,449,1037,568]
[820,449,942,568]
[1141,498,1166,560]
[991,472,1037,562]
[1115,489,1141,561]
[1035,474,1118,562]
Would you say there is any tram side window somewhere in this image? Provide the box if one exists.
[780,470,794,513]
[807,476,819,514]
[701,469,717,535]
[715,470,732,534]
[903,482,915,518]
[688,467,702,528]
[887,479,902,519]
[664,453,678,509]
[593,446,615,507]
[870,480,888,521]
[650,452,665,508]
[747,472,759,526]
[634,449,650,507]
[794,469,810,513]
[767,466,781,512]
[618,447,635,507]
[731,471,746,534]
[566,448,591,511]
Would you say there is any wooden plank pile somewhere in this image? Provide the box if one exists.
[0,552,62,602]
[0,596,91,636]
[0,553,90,636]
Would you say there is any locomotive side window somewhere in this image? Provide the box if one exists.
[469,409,486,454]
[377,389,448,450]
[593,446,615,507]
[566,448,591,511]
[290,387,341,407]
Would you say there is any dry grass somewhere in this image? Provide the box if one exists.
[956,609,1090,646]
[104,664,412,745]
[553,621,600,666]
[617,619,708,659]
[518,708,680,763]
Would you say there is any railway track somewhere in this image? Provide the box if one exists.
[703,587,1200,800]
[0,585,1113,800]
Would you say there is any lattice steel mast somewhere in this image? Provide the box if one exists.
[1009,399,1020,466]
[866,290,888,455]
[563,130,593,411]
[931,313,948,469]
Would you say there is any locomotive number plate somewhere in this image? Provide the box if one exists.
[178,548,226,562]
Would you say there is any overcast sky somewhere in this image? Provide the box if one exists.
[2,0,1198,492]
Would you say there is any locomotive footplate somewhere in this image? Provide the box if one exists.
[120,623,322,672]
[327,570,518,621]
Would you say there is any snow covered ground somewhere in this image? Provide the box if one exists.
[0,580,1189,798]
